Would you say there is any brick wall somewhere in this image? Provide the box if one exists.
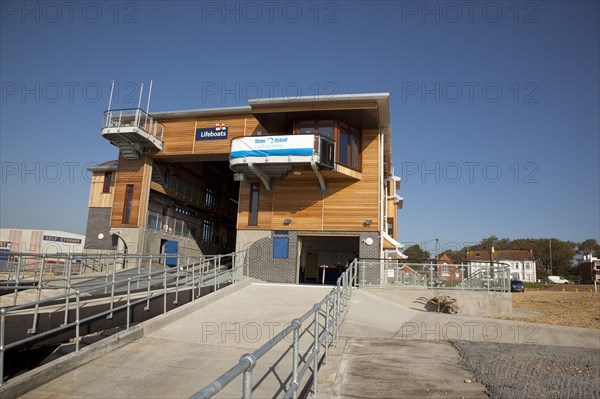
[246,231,381,284]
[84,208,117,250]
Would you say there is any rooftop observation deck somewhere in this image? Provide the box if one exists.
[102,108,165,159]
[229,134,335,191]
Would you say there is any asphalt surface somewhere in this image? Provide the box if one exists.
[453,341,600,399]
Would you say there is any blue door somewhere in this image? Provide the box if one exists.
[165,240,178,267]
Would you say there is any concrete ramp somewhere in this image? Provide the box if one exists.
[13,283,333,399]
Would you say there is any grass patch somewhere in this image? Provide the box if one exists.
[524,282,550,290]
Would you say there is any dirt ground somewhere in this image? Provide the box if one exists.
[505,285,600,329]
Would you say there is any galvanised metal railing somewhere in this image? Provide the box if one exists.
[189,259,358,399]
[103,108,165,144]
[146,210,235,249]
[358,259,511,292]
[0,250,248,386]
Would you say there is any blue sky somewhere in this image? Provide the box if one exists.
[1,1,598,253]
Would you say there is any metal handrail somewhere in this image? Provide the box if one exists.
[0,250,248,386]
[103,108,165,143]
[358,260,511,291]
[189,259,357,399]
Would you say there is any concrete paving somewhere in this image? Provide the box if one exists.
[12,285,600,399]
[316,288,600,398]
[18,283,333,399]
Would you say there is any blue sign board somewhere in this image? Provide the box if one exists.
[43,235,82,244]
[196,126,228,140]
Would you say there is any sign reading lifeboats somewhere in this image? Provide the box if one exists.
[196,123,228,140]
[43,235,82,244]
[230,135,314,158]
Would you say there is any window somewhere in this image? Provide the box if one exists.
[102,172,112,193]
[123,184,134,224]
[442,263,449,276]
[525,262,531,270]
[387,219,394,236]
[249,183,259,226]
[203,219,214,243]
[204,188,215,209]
[338,121,360,170]
[294,118,361,170]
[176,206,195,217]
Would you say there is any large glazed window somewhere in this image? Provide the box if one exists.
[338,121,360,170]
[249,183,260,226]
[294,118,360,170]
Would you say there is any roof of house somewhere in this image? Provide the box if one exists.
[87,160,118,172]
[467,249,535,262]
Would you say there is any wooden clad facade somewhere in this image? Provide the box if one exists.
[88,93,402,273]
[155,115,265,158]
[110,156,152,228]
[88,172,115,208]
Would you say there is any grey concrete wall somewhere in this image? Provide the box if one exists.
[363,288,513,318]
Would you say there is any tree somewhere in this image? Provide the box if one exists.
[403,245,430,263]
[577,239,600,258]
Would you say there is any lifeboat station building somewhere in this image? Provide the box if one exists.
[84,93,404,284]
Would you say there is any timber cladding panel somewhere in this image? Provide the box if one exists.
[157,115,265,157]
[88,172,114,208]
[110,156,152,228]
[237,129,380,232]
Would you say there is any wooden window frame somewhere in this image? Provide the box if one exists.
[293,118,362,171]
[123,184,134,225]
[248,183,260,226]
[102,172,112,193]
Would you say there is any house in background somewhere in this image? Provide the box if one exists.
[467,249,537,282]
[579,254,600,284]
[437,253,462,282]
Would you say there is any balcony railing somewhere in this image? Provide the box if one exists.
[155,175,237,218]
[146,211,235,248]
[103,108,164,143]
[230,133,335,168]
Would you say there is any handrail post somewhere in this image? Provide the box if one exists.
[108,256,116,319]
[12,254,22,306]
[127,278,132,330]
[1,308,6,387]
[28,255,46,334]
[163,268,168,314]
[75,290,81,352]
[324,298,330,365]
[192,257,196,301]
[312,307,319,396]
[63,255,73,325]
[291,319,301,399]
[174,256,180,305]
[241,353,256,399]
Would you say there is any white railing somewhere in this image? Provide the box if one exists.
[357,259,511,291]
[103,108,164,144]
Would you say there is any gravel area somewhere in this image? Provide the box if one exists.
[452,340,600,399]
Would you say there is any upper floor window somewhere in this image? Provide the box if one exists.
[294,118,360,171]
[249,183,260,226]
[102,172,112,193]
[123,184,134,224]
[338,121,360,170]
